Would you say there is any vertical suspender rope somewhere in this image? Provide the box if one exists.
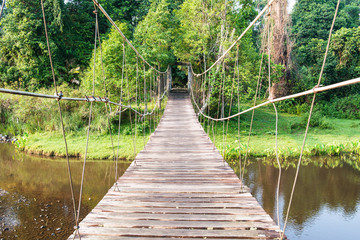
[133,57,139,164]
[265,5,282,232]
[96,16,117,185]
[240,47,265,190]
[40,0,78,234]
[221,62,226,164]
[143,65,147,148]
[236,46,242,185]
[213,65,223,151]
[207,71,211,136]
[281,0,341,238]
[224,46,238,161]
[202,54,207,127]
[126,72,135,164]
[0,0,5,20]
[115,43,126,191]
[74,6,99,237]
[155,72,158,128]
[150,70,153,133]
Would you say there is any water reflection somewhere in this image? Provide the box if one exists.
[241,158,360,239]
[0,144,130,239]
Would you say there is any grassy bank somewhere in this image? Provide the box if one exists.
[21,103,360,162]
[2,91,360,161]
[0,87,165,160]
[24,131,151,160]
[201,104,360,161]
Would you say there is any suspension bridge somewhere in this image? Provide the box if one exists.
[1,0,359,239]
[67,90,281,239]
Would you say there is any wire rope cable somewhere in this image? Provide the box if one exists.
[92,0,167,74]
[74,6,99,238]
[280,0,342,238]
[0,0,6,20]
[40,0,78,236]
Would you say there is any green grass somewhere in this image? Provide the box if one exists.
[25,130,150,160]
[201,104,360,160]
[14,102,360,161]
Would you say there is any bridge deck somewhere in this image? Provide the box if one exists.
[69,91,281,239]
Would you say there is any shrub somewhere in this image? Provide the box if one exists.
[291,112,333,131]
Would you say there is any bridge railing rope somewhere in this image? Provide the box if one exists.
[0,1,170,239]
[188,0,358,239]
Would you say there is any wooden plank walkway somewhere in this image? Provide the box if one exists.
[68,91,282,239]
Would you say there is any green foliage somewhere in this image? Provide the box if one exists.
[99,0,151,30]
[134,0,177,69]
[0,0,64,89]
[290,112,334,131]
[81,22,130,99]
[14,132,28,151]
[0,0,155,90]
[331,27,360,80]
[291,0,350,50]
[317,94,360,119]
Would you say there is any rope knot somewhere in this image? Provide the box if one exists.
[73,225,80,230]
[56,91,63,101]
[313,84,322,93]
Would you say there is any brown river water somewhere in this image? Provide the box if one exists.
[0,144,130,239]
[1,143,360,239]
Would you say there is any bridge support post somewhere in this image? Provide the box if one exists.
[158,73,164,109]
[167,67,172,91]
[188,65,193,89]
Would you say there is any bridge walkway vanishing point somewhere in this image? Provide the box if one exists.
[68,91,282,239]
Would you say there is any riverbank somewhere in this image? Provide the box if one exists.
[23,131,150,160]
[206,105,360,160]
[19,105,360,161]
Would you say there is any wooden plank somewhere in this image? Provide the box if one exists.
[69,227,279,238]
[68,91,283,239]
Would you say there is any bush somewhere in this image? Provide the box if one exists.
[291,112,333,131]
[320,94,360,119]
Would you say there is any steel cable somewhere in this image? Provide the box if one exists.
[281,0,342,238]
[74,6,99,238]
[40,0,78,237]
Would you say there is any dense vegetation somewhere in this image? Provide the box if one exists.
[0,0,359,159]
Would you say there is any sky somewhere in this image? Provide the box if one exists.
[288,0,296,13]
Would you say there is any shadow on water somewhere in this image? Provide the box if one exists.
[0,144,131,239]
[233,156,360,239]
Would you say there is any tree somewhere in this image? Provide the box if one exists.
[99,0,151,31]
[134,0,177,70]
[81,22,131,100]
[290,0,360,95]
[0,0,65,89]
[330,26,360,95]
[291,0,358,67]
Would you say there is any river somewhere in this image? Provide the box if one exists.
[1,144,360,239]
[240,157,360,239]
[0,144,130,239]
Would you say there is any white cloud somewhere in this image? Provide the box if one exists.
[288,0,296,13]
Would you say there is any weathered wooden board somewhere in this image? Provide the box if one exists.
[68,91,283,239]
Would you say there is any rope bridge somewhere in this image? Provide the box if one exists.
[0,0,359,239]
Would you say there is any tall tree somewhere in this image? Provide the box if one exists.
[291,0,358,67]
[0,0,65,89]
[134,0,177,70]
[99,0,151,31]
[290,0,360,95]
[263,0,293,97]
